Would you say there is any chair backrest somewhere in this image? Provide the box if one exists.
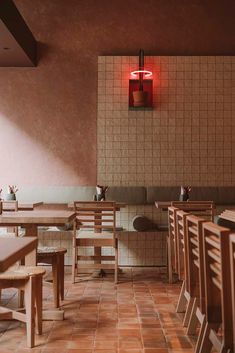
[0,201,2,214]
[186,214,207,312]
[175,209,191,281]
[171,201,215,221]
[168,206,179,274]
[2,200,18,211]
[229,233,235,353]
[74,201,116,236]
[1,201,18,236]
[203,221,233,350]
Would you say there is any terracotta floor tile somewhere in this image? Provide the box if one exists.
[95,334,118,341]
[15,348,42,353]
[118,336,143,349]
[71,334,94,340]
[0,269,195,353]
[118,350,143,353]
[67,350,92,353]
[68,340,94,349]
[93,350,117,353]
[94,341,118,349]
[144,348,168,353]
[143,337,167,349]
[118,329,142,337]
[44,339,70,348]
[166,335,193,349]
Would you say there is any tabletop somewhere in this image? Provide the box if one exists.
[0,210,76,225]
[155,201,171,209]
[0,237,37,272]
[18,202,43,210]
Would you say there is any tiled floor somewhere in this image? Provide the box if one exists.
[0,268,195,353]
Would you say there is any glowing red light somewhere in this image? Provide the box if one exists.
[131,69,153,78]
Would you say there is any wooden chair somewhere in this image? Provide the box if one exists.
[176,214,209,353]
[175,209,191,282]
[37,247,67,308]
[198,222,233,353]
[0,265,45,348]
[171,201,215,221]
[167,206,179,283]
[175,210,191,319]
[72,201,118,283]
[167,202,215,284]
[2,200,18,211]
[2,200,19,236]
[229,234,235,353]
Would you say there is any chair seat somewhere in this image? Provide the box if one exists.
[37,246,67,257]
[0,266,46,280]
[76,230,114,239]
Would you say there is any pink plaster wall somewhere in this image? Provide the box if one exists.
[0,0,234,186]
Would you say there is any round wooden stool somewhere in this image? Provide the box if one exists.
[37,247,67,308]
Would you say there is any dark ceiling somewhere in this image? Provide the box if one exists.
[0,0,36,67]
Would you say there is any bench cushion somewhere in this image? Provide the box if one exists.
[146,187,179,204]
[107,187,146,205]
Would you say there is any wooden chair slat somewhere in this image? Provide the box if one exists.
[207,248,221,264]
[209,263,221,277]
[72,201,118,284]
[205,235,220,250]
[199,222,233,353]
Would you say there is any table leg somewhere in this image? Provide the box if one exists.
[24,225,38,266]
[24,225,38,237]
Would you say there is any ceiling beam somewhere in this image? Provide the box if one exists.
[0,0,37,67]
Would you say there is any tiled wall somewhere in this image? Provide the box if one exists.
[38,228,166,267]
[96,55,235,267]
[97,56,235,187]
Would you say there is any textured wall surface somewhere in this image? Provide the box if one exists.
[97,55,235,186]
[0,0,235,185]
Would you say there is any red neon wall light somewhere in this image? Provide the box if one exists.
[129,49,153,108]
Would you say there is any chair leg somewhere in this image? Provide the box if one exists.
[176,281,187,313]
[18,290,24,308]
[186,297,198,335]
[194,315,206,353]
[183,296,194,327]
[115,241,118,284]
[35,276,43,335]
[24,277,36,348]
[59,254,65,301]
[197,322,214,353]
[52,256,60,308]
[167,236,173,283]
[72,246,77,284]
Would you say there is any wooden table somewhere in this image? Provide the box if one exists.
[0,210,76,321]
[0,210,76,265]
[155,201,171,210]
[18,202,43,211]
[219,210,235,222]
[0,237,37,273]
[0,210,75,241]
